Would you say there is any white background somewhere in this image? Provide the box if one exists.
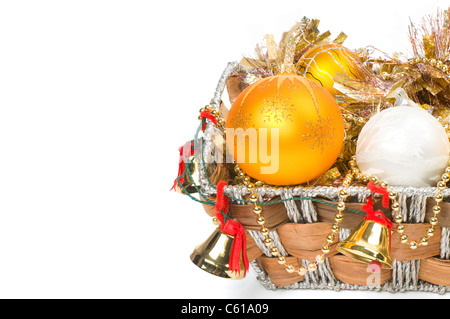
[0,0,450,299]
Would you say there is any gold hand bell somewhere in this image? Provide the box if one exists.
[336,219,393,269]
[190,227,246,280]
[336,182,394,269]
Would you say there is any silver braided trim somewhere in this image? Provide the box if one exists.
[280,188,303,223]
[339,227,352,241]
[293,187,318,223]
[199,61,240,196]
[387,188,427,292]
[211,62,239,110]
[199,123,218,194]
[441,227,450,260]
[409,189,428,223]
[250,260,278,291]
[251,259,450,294]
[391,260,420,292]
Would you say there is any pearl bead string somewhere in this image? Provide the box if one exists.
[394,167,450,248]
[350,159,449,250]
[410,57,450,73]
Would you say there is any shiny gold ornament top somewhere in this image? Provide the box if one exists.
[226,73,345,186]
[297,44,365,95]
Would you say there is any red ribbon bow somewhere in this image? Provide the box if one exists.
[362,197,394,230]
[363,182,394,252]
[214,181,249,275]
[200,110,218,131]
[363,182,393,230]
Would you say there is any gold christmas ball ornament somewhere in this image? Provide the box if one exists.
[226,73,345,186]
[297,44,365,95]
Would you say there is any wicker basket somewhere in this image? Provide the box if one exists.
[196,62,450,294]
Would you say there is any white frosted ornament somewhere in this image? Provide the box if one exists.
[356,89,450,187]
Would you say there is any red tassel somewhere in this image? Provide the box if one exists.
[170,142,195,191]
[362,197,375,217]
[200,110,218,131]
[221,219,249,275]
[215,180,229,217]
[214,180,249,274]
[170,146,185,191]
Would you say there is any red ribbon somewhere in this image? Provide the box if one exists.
[362,197,393,230]
[367,181,390,208]
[363,182,393,230]
[215,181,230,216]
[170,141,195,191]
[200,110,218,131]
[363,182,394,251]
[214,181,249,275]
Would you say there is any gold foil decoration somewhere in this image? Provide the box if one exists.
[279,21,305,69]
[237,17,347,78]
[333,72,386,104]
[265,34,278,63]
[239,57,267,71]
[333,32,348,44]
[312,30,331,46]
[445,9,450,28]
[314,167,341,186]
[423,34,437,59]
